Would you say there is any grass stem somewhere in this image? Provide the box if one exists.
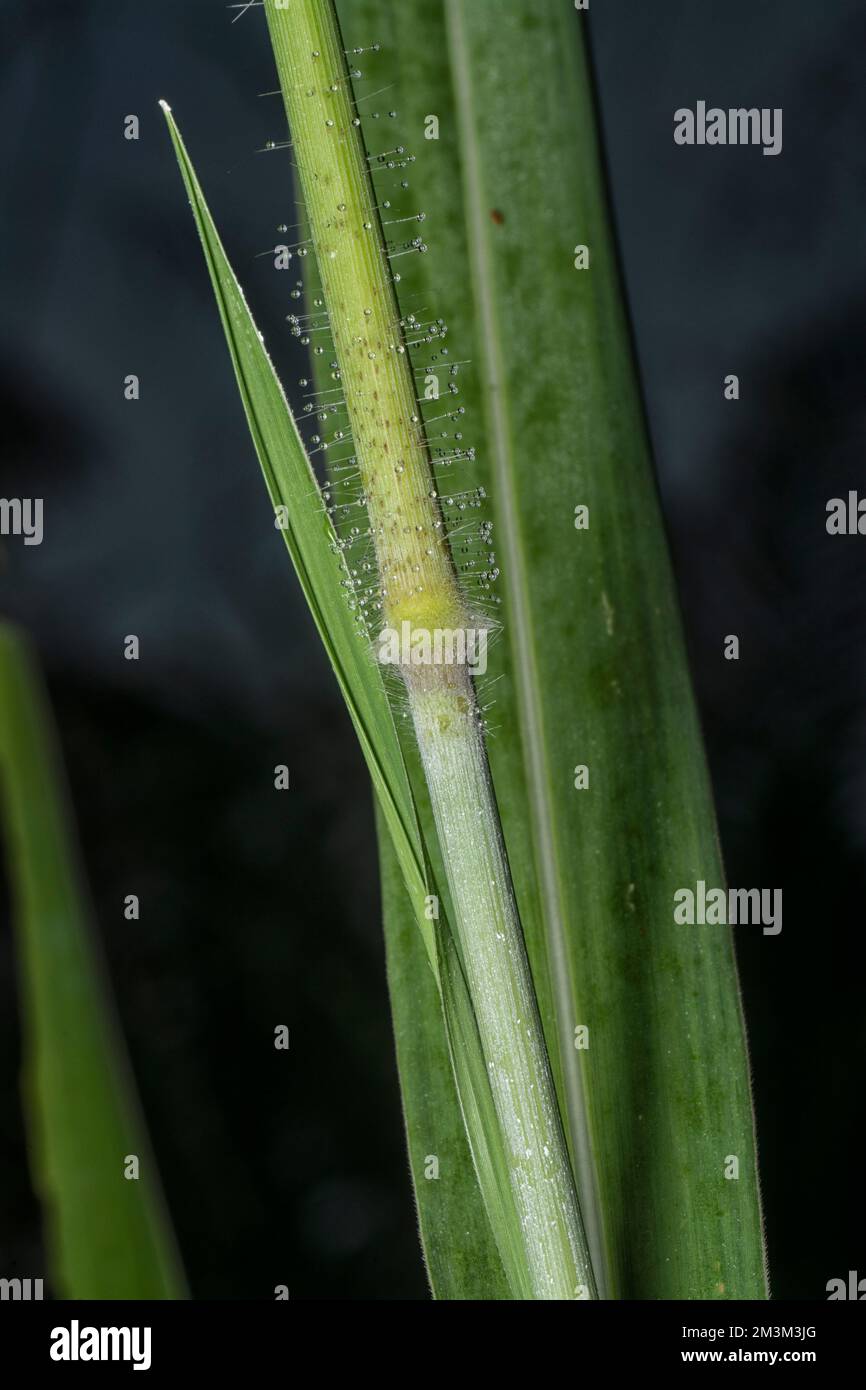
[264,0,595,1297]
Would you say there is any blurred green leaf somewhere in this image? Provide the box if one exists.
[0,624,186,1298]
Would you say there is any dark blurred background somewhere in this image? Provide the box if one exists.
[1,0,864,1299]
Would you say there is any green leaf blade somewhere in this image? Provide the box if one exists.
[377,811,512,1300]
[162,98,549,1299]
[160,100,428,927]
[0,625,186,1299]
[339,0,768,1299]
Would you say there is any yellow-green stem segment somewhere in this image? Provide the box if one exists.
[265,0,595,1299]
[267,0,462,634]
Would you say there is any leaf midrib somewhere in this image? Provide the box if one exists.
[444,0,611,1300]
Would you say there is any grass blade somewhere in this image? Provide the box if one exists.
[0,624,186,1298]
[161,95,573,1298]
[160,98,429,933]
[339,0,768,1298]
[376,809,511,1299]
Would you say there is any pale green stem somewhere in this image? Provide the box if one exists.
[410,666,596,1298]
[265,0,595,1299]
